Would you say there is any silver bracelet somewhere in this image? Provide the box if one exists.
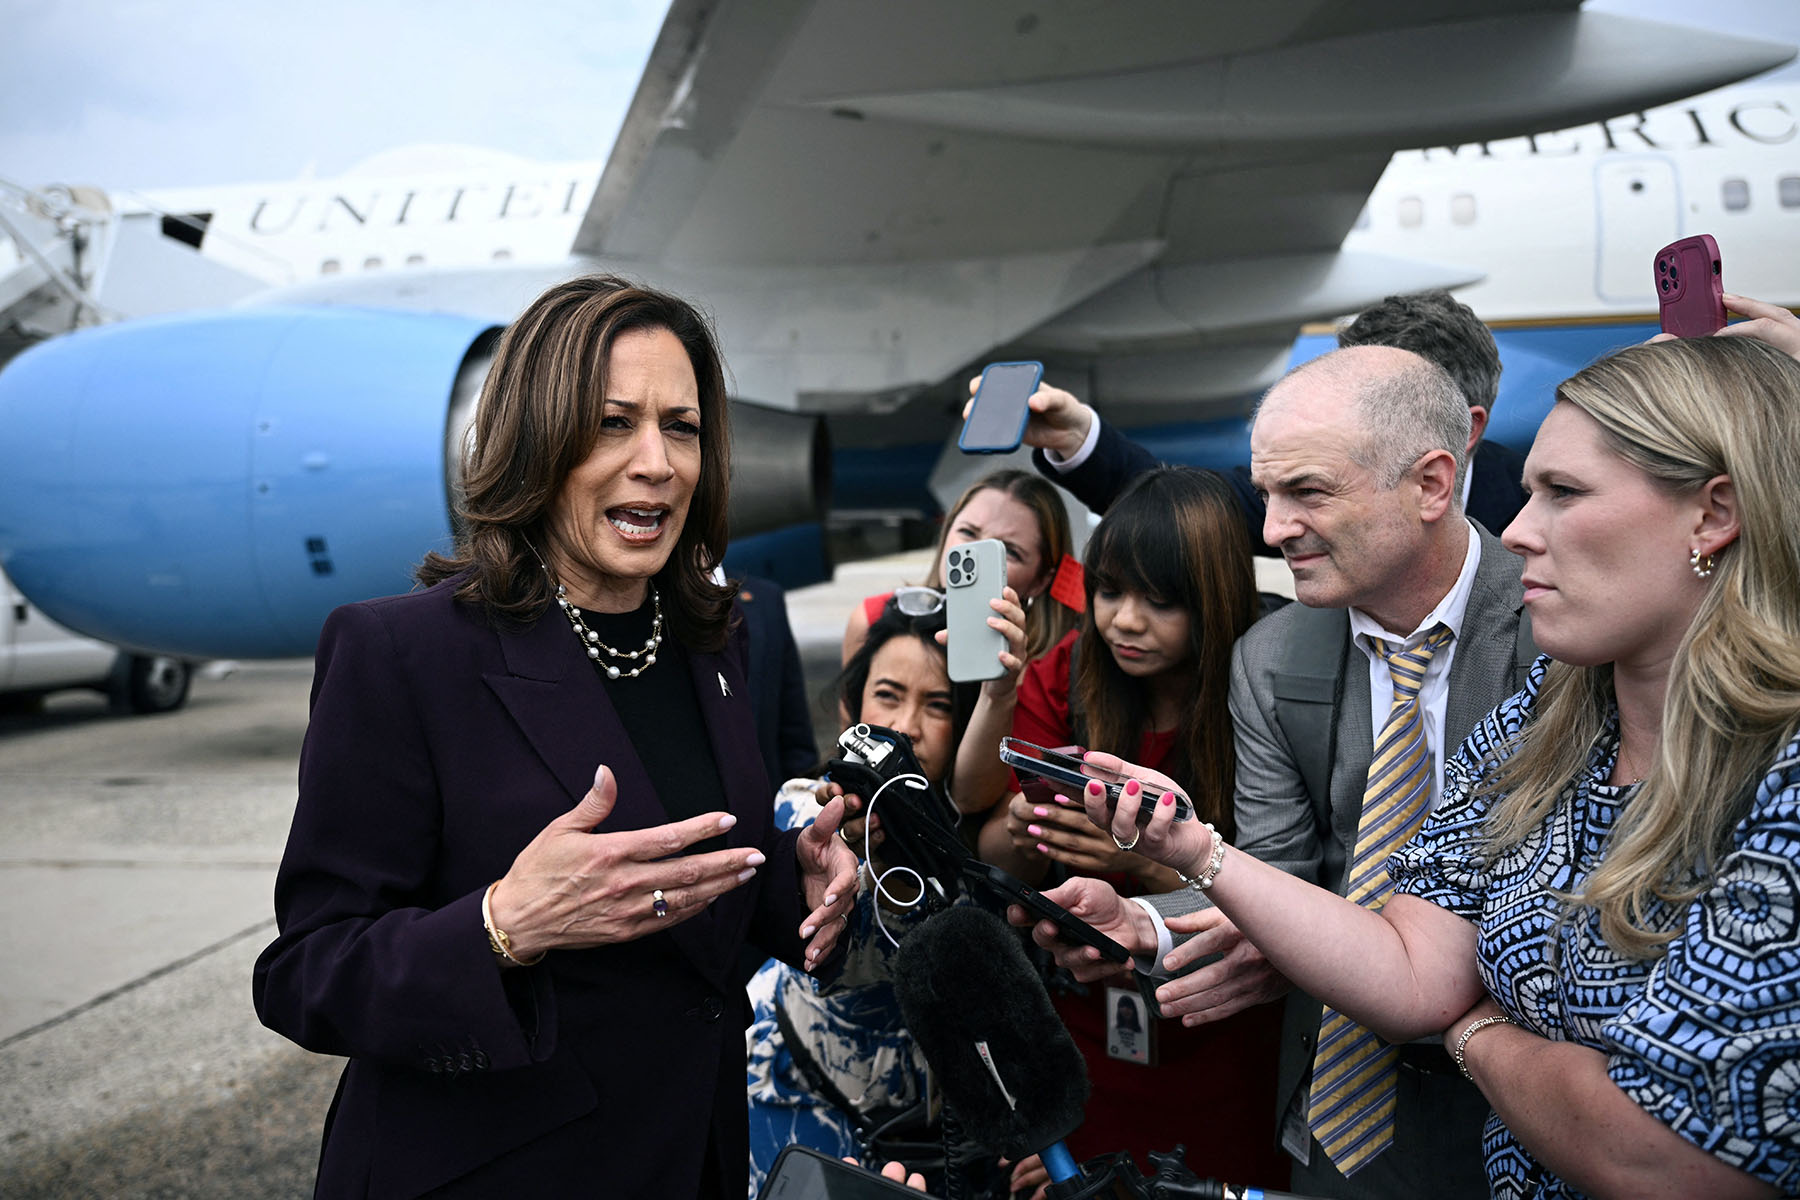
[1452,1013,1513,1080]
[1176,821,1227,892]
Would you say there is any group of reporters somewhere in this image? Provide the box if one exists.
[249,268,1800,1200]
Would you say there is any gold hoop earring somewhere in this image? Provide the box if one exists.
[1689,548,1716,579]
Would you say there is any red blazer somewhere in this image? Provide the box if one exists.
[253,578,822,1199]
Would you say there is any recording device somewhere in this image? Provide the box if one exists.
[758,1145,939,1199]
[894,906,1089,1182]
[1655,234,1726,337]
[944,539,1008,683]
[827,724,1128,963]
[959,360,1043,454]
[998,739,1196,827]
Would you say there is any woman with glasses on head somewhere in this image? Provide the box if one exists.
[841,469,1081,824]
[973,466,1288,1192]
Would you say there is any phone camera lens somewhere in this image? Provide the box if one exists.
[949,568,963,585]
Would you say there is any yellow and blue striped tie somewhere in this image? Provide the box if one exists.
[1307,623,1454,1176]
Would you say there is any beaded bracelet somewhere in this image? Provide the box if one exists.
[1176,821,1228,892]
[1452,1013,1513,1080]
[482,880,545,967]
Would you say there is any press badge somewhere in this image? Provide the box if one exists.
[1105,985,1155,1066]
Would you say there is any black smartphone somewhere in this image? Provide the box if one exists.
[759,1145,937,1199]
[998,737,1195,826]
[963,861,1131,964]
[958,361,1042,454]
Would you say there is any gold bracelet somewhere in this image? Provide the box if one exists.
[482,880,545,967]
[1452,1013,1512,1080]
[1176,822,1228,892]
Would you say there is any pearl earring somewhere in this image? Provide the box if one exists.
[1689,548,1716,579]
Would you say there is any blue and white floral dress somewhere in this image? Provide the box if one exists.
[1390,658,1800,1199]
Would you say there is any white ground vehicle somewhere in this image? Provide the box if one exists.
[1,567,192,714]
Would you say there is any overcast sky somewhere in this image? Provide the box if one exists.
[1,0,1795,192]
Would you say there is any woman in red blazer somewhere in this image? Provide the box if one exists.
[253,275,859,1199]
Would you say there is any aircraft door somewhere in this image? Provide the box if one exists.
[1594,156,1679,304]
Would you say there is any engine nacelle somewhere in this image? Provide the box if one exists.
[0,306,829,658]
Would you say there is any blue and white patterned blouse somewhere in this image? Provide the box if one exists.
[1390,657,1800,1199]
[743,779,933,1198]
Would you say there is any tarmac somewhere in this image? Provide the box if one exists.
[0,547,1293,1197]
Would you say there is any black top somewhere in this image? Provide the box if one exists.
[576,596,727,855]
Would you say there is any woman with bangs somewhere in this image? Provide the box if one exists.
[973,467,1288,1192]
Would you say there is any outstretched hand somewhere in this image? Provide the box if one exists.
[1078,752,1212,880]
[796,795,861,971]
[1004,875,1150,982]
[1154,906,1291,1025]
[964,376,1096,460]
[488,764,766,961]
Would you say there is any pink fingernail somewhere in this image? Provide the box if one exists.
[1036,843,1050,854]
[1033,806,1049,817]
[1027,825,1043,837]
[1086,781,1102,796]
[802,924,816,937]
[1125,779,1140,797]
[718,813,738,830]
[1161,793,1175,806]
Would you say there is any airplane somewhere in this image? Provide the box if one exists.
[0,0,1793,660]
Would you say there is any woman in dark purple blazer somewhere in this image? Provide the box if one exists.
[253,276,860,1200]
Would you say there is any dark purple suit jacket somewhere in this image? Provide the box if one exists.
[252,578,823,1199]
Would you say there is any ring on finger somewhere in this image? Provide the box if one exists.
[1111,828,1141,852]
[652,889,669,918]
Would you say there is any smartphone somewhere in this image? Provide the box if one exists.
[944,539,1006,683]
[962,861,1131,965]
[759,1145,937,1199]
[958,361,1043,454]
[998,737,1196,826]
[1655,234,1726,338]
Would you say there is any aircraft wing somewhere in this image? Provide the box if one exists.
[567,0,1794,422]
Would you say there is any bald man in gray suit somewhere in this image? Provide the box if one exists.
[1011,347,1535,1200]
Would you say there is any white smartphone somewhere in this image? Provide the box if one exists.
[943,538,1006,683]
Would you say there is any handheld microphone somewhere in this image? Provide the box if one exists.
[892,905,1088,1184]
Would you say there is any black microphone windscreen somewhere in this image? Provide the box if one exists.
[893,906,1088,1160]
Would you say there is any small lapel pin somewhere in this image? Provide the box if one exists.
[718,672,732,697]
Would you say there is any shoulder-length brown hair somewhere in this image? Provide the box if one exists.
[1074,467,1258,837]
[417,274,736,652]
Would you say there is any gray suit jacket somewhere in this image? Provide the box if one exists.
[1153,524,1533,1190]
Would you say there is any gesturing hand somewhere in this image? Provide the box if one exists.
[795,795,861,971]
[488,764,767,961]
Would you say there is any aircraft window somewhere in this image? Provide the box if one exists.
[1780,176,1800,209]
[1397,197,1423,229]
[363,256,383,271]
[320,258,341,275]
[1722,178,1750,211]
[492,248,513,261]
[1450,193,1476,226]
[406,253,426,266]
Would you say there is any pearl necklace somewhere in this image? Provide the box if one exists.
[554,583,663,680]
